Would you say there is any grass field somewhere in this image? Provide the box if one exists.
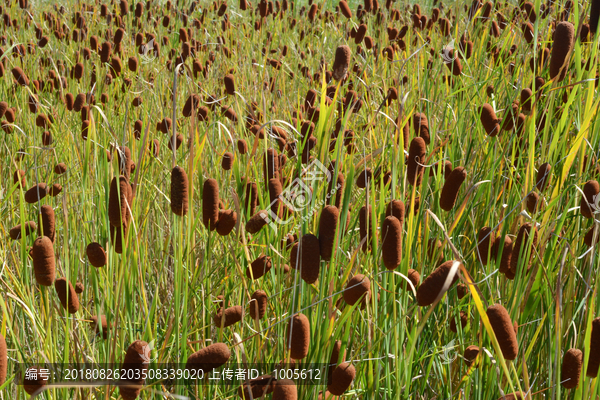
[0,0,600,399]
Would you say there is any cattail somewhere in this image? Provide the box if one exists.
[464,345,479,366]
[39,205,56,242]
[65,93,74,110]
[87,242,107,267]
[13,169,25,188]
[522,22,534,43]
[355,168,372,188]
[339,0,352,18]
[54,163,67,175]
[536,163,551,192]
[273,379,297,400]
[32,236,55,286]
[328,340,343,386]
[186,343,231,373]
[416,260,460,306]
[216,210,237,236]
[499,235,514,276]
[214,305,243,328]
[385,200,405,226]
[11,67,29,85]
[169,166,189,216]
[24,183,49,203]
[237,139,248,154]
[407,137,426,186]
[74,62,84,79]
[561,348,583,389]
[264,149,280,181]
[23,367,48,395]
[591,0,600,35]
[526,192,540,213]
[450,310,468,332]
[224,74,235,95]
[343,274,371,307]
[119,340,148,400]
[510,223,537,275]
[288,313,310,359]
[100,42,112,63]
[9,221,37,240]
[440,167,466,211]
[477,227,495,265]
[247,255,272,280]
[221,152,234,170]
[587,317,600,377]
[202,178,219,229]
[359,205,372,252]
[457,283,468,299]
[246,212,268,234]
[486,304,518,360]
[381,216,402,270]
[108,176,132,227]
[550,22,575,82]
[300,234,321,284]
[403,268,420,291]
[332,45,351,81]
[480,103,500,136]
[54,277,80,313]
[328,362,355,395]
[318,206,339,261]
[581,180,599,218]
[239,375,276,399]
[412,112,430,144]
[0,333,6,385]
[249,290,268,319]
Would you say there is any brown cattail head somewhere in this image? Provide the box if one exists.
[248,290,268,319]
[587,317,600,377]
[11,67,29,85]
[224,74,235,95]
[186,343,231,374]
[477,227,495,265]
[273,379,297,399]
[327,362,356,395]
[9,221,37,240]
[440,167,467,211]
[407,137,426,186]
[23,367,48,395]
[480,103,500,136]
[499,235,514,276]
[339,0,352,18]
[450,310,468,332]
[332,45,351,81]
[536,163,551,192]
[87,242,107,267]
[464,345,480,366]
[486,304,518,360]
[32,236,55,286]
[319,206,339,261]
[343,274,371,307]
[381,216,402,270]
[328,340,343,385]
[416,260,460,306]
[246,212,268,234]
[581,180,599,219]
[213,305,243,328]
[54,163,67,175]
[216,209,237,236]
[413,112,430,144]
[237,139,248,154]
[39,204,56,242]
[591,0,600,34]
[0,333,6,385]
[550,22,575,82]
[108,176,132,227]
[288,313,310,359]
[385,200,405,226]
[170,166,189,216]
[54,277,80,313]
[24,183,49,203]
[203,178,219,229]
[14,169,26,187]
[300,234,321,284]
[561,348,583,389]
[510,223,538,275]
[120,340,148,400]
[247,255,272,280]
[359,205,372,252]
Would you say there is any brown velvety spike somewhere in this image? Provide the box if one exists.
[245,182,258,214]
[319,206,339,261]
[450,310,468,332]
[40,205,56,242]
[536,163,551,192]
[356,168,372,188]
[526,192,540,213]
[339,0,352,18]
[9,221,37,240]
[587,317,600,377]
[550,22,575,82]
[23,367,48,394]
[246,212,268,234]
[486,304,518,360]
[24,183,49,203]
[328,340,343,385]
[561,348,583,389]
[32,236,55,286]
[54,162,67,174]
[381,216,402,270]
[417,260,460,306]
[0,333,6,385]
[216,210,237,236]
[119,340,148,400]
[110,223,129,254]
[440,167,467,211]
[510,223,537,275]
[480,103,500,136]
[385,200,405,226]
[404,269,420,291]
[248,290,268,319]
[327,362,356,395]
[264,149,279,181]
[585,227,600,247]
[237,139,248,154]
[581,180,599,218]
[343,274,371,307]
[54,277,80,313]
[186,343,231,374]
[287,313,310,359]
[477,227,495,265]
[407,137,426,186]
[224,74,235,95]
[413,112,430,144]
[499,235,513,275]
[273,379,297,399]
[359,205,372,252]
[213,306,243,328]
[238,375,276,399]
[457,283,468,299]
[108,176,132,226]
[11,67,29,85]
[300,234,320,284]
[332,45,351,81]
[221,152,234,170]
[464,345,479,366]
[247,255,272,280]
[14,169,26,187]
[87,242,107,267]
[203,178,219,229]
